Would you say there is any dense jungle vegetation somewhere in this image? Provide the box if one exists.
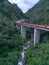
[0,20,25,65]
[25,0,49,65]
[25,40,49,65]
[0,0,49,65]
[0,0,25,65]
[26,0,49,25]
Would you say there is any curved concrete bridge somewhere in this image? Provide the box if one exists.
[15,20,49,46]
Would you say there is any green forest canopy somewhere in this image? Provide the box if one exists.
[26,0,49,25]
[0,0,25,65]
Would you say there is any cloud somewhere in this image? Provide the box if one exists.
[8,0,39,13]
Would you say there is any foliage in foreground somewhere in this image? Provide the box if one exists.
[0,19,25,65]
[25,41,49,65]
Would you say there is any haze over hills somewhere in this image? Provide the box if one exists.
[26,0,49,25]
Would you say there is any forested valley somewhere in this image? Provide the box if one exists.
[0,0,49,65]
[25,0,49,65]
[0,0,25,65]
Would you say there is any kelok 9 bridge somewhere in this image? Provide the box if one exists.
[15,20,49,46]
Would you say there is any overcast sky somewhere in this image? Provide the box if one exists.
[8,0,39,13]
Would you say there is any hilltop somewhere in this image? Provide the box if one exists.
[26,0,49,25]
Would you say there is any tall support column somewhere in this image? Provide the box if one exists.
[34,28,40,46]
[16,25,20,31]
[21,26,26,39]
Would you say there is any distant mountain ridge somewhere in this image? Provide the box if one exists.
[0,0,26,21]
[26,0,49,26]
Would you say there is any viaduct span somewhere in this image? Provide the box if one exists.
[15,20,49,46]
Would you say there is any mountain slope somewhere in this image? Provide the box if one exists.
[0,0,26,21]
[25,1,49,65]
[25,40,49,65]
[26,0,49,25]
[0,0,25,65]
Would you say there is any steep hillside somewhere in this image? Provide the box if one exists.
[0,0,25,65]
[25,40,49,65]
[25,1,49,65]
[0,0,26,21]
[26,0,49,25]
[0,20,25,65]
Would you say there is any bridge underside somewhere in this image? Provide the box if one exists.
[20,26,40,46]
[16,21,49,46]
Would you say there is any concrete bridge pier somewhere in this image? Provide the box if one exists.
[34,28,40,46]
[16,25,20,31]
[21,26,26,39]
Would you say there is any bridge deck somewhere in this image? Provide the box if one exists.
[16,21,49,31]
